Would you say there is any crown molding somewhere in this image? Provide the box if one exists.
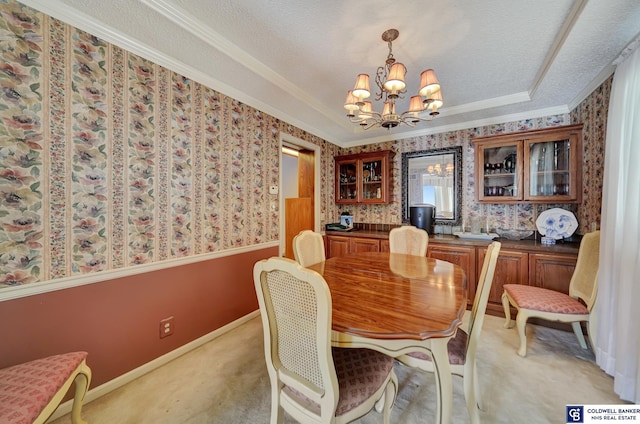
[568,64,615,112]
[140,0,348,130]
[529,0,588,98]
[16,0,589,149]
[19,0,340,144]
[441,92,531,117]
[340,104,570,148]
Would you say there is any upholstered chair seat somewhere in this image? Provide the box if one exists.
[502,285,589,315]
[0,351,91,424]
[282,347,395,417]
[405,329,468,366]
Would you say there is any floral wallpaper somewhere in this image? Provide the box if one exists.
[0,0,335,288]
[0,0,609,290]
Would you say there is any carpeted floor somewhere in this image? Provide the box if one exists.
[50,313,623,424]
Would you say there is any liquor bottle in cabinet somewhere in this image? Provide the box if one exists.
[334,150,394,204]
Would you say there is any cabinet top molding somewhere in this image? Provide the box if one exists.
[334,149,395,161]
[471,124,583,144]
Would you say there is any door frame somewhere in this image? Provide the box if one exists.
[279,133,321,257]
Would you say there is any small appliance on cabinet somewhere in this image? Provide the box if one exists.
[410,204,435,234]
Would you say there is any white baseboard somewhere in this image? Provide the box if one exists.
[47,310,260,422]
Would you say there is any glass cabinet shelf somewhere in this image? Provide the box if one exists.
[473,124,583,204]
[335,150,394,204]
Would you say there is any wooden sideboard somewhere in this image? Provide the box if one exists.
[324,231,580,316]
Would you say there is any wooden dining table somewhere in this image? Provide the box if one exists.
[306,251,468,424]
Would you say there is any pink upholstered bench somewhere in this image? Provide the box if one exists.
[0,351,91,424]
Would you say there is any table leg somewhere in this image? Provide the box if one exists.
[430,338,453,424]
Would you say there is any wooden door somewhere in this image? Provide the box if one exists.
[283,148,315,259]
[529,253,576,292]
[326,235,350,258]
[350,237,380,253]
[285,198,313,259]
[380,239,390,252]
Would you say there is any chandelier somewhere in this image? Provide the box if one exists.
[426,161,454,177]
[344,29,443,130]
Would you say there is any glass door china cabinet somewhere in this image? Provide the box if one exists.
[473,124,582,203]
[475,140,523,202]
[335,150,394,204]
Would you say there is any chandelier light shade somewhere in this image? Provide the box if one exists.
[344,28,444,130]
[419,69,441,98]
[344,90,359,113]
[384,62,407,96]
[408,96,424,113]
[426,89,443,115]
[352,74,371,103]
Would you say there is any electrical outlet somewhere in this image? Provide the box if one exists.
[159,316,174,338]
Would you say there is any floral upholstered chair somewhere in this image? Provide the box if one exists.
[0,351,91,424]
[502,230,600,357]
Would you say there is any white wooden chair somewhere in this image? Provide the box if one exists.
[502,231,600,357]
[388,226,429,256]
[0,352,91,424]
[396,241,501,424]
[254,257,397,424]
[293,230,326,267]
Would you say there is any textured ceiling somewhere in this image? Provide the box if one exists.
[21,0,640,147]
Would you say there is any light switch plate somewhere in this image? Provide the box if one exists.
[269,185,278,195]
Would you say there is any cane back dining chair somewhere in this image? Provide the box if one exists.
[388,226,429,256]
[254,257,398,424]
[396,241,501,424]
[0,351,91,424]
[502,230,600,357]
[293,230,326,267]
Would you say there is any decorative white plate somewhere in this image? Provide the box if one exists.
[454,232,498,240]
[535,208,578,240]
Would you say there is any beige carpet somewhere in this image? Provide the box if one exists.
[50,313,623,424]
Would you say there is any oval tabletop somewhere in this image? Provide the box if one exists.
[307,251,468,341]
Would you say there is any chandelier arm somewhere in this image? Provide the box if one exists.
[375,66,387,101]
[349,109,383,124]
[399,111,435,122]
[361,120,384,130]
[398,117,417,127]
